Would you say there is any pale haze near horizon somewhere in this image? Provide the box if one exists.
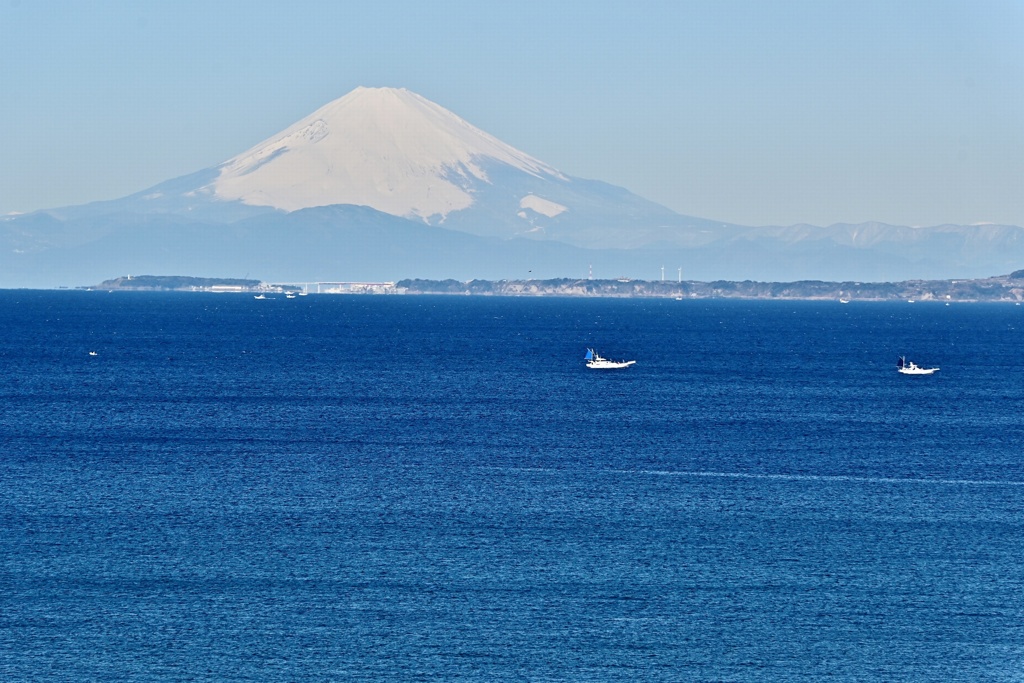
[1,0,1022,228]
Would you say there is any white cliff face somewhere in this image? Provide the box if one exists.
[209,87,565,219]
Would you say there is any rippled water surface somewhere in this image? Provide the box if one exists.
[1,292,1023,681]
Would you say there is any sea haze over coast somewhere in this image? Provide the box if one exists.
[3,87,1024,289]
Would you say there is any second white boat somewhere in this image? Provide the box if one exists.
[897,357,938,375]
[585,348,636,369]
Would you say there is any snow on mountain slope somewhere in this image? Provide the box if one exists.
[519,195,567,218]
[209,87,565,219]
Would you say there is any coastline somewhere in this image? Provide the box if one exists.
[72,271,1024,302]
[394,275,1024,302]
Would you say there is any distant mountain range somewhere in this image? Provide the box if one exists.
[3,86,1022,289]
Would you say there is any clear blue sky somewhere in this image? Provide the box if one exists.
[2,0,1022,227]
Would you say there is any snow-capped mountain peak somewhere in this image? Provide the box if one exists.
[6,85,1024,287]
[209,86,565,219]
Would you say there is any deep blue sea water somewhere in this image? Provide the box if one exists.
[1,291,1023,681]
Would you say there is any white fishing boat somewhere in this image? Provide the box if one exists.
[585,348,636,369]
[897,357,938,375]
[253,294,267,300]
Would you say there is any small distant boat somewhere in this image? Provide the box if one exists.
[253,294,266,300]
[88,351,98,357]
[839,298,850,304]
[298,291,309,296]
[286,293,296,299]
[585,348,636,369]
[897,357,938,375]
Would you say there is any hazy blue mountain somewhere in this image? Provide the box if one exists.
[2,86,1022,288]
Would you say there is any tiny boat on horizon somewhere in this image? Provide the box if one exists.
[897,357,938,375]
[585,348,636,369]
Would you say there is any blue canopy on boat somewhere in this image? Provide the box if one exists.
[585,349,594,360]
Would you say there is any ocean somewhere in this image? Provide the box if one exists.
[1,291,1022,681]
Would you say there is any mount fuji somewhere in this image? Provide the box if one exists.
[3,86,1024,288]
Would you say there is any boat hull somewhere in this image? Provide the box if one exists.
[587,360,636,369]
[898,367,938,375]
